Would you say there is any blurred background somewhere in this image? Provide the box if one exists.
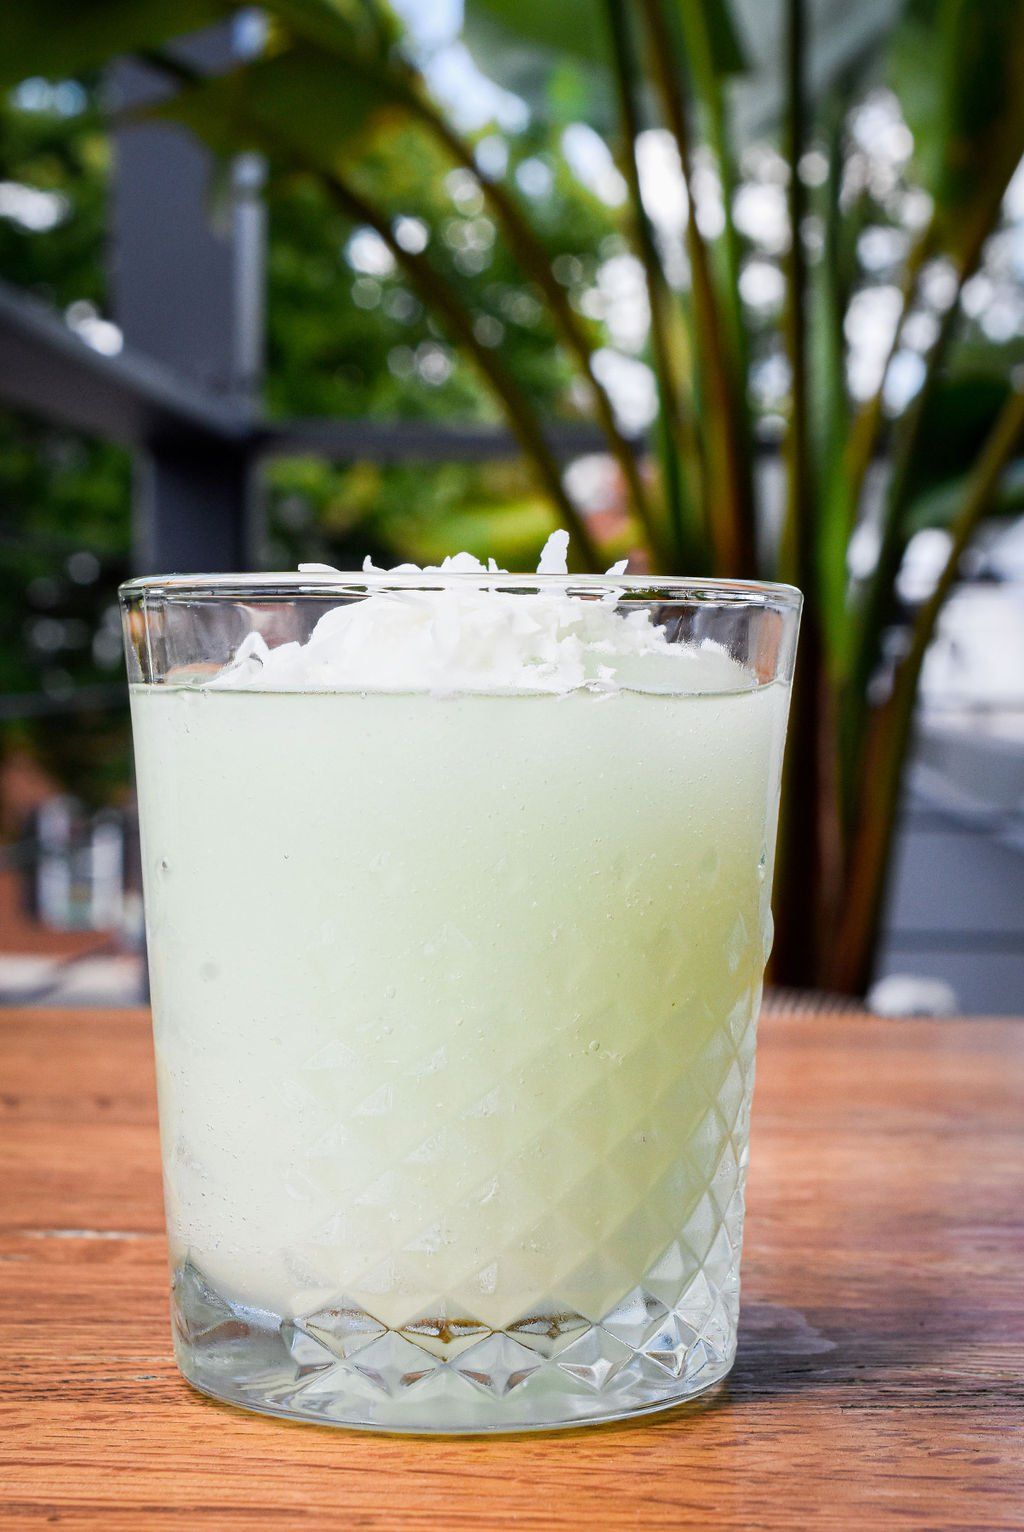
[0,0,1022,1013]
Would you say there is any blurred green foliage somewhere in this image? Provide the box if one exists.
[261,115,615,569]
[2,0,1024,992]
[0,81,131,802]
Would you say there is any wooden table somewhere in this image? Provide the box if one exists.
[2,1008,1022,1529]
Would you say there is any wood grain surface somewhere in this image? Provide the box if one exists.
[1,1007,1022,1529]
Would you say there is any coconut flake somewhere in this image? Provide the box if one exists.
[536,529,570,575]
[206,533,751,696]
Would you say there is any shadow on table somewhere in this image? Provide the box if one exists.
[632,1294,972,1431]
[723,1297,960,1404]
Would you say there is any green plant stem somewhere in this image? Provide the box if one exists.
[814,91,853,660]
[676,0,747,395]
[771,0,846,987]
[141,44,603,567]
[638,0,756,576]
[832,382,1024,992]
[808,94,858,885]
[845,269,984,772]
[291,19,661,554]
[399,82,663,559]
[845,168,1020,709]
[322,174,603,569]
[603,0,703,570]
[779,0,813,592]
[212,11,660,549]
[836,269,958,829]
[838,226,933,544]
[278,7,659,549]
[833,102,1024,895]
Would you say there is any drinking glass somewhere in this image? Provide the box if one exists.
[120,570,800,1432]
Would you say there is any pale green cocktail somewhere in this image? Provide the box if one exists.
[122,543,799,1431]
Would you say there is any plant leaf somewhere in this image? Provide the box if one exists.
[675,0,746,77]
[158,40,412,175]
[899,371,1015,505]
[463,0,906,135]
[465,0,745,75]
[889,0,1024,262]
[466,0,611,69]
[263,0,395,59]
[461,0,745,132]
[0,0,227,87]
[904,460,1024,535]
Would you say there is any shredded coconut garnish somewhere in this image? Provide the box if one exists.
[210,532,750,696]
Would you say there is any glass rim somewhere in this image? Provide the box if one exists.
[119,570,803,611]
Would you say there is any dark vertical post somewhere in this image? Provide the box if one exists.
[110,20,265,573]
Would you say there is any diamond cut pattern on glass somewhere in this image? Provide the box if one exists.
[602,1285,670,1349]
[506,1305,589,1358]
[173,984,757,1421]
[643,1312,702,1377]
[351,1332,441,1394]
[172,1259,251,1347]
[556,1328,633,1391]
[297,1299,387,1359]
[276,966,759,1322]
[399,1303,490,1360]
[454,1334,541,1396]
[280,1319,337,1379]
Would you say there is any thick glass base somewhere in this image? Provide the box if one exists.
[172,1261,737,1434]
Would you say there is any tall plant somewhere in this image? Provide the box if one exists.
[3,0,1024,991]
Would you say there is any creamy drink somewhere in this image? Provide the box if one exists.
[122,537,799,1431]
